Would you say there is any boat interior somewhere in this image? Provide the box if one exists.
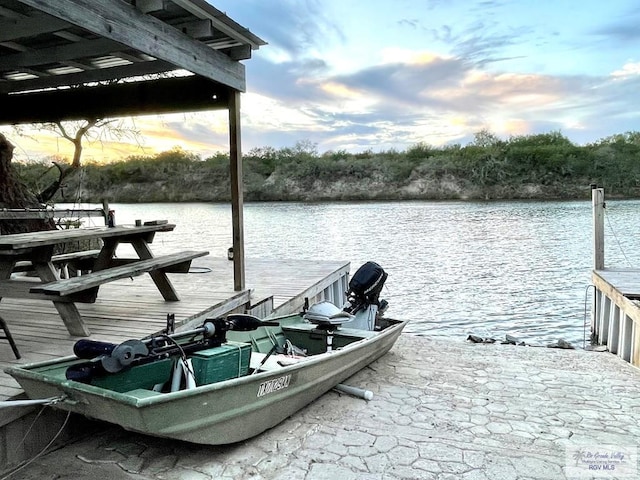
[7,311,401,401]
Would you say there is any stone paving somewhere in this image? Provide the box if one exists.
[4,334,640,480]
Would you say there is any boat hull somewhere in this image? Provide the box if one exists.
[6,317,407,445]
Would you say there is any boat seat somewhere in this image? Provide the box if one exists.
[250,352,305,371]
[124,388,164,400]
[0,315,20,359]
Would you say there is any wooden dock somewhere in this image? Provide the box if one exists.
[592,268,640,365]
[590,187,640,366]
[0,256,350,401]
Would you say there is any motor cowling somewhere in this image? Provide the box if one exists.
[344,261,387,315]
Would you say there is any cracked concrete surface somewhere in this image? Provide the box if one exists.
[4,335,640,479]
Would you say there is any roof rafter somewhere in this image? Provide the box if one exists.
[170,0,260,49]
[0,14,69,42]
[0,60,177,94]
[2,38,126,70]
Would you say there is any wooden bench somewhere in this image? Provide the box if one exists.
[30,250,209,302]
[12,249,101,274]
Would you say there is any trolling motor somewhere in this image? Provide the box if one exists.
[342,261,388,330]
[67,314,278,383]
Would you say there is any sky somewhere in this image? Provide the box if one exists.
[5,0,640,162]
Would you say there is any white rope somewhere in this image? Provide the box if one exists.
[604,205,633,267]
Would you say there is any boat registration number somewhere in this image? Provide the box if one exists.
[257,374,291,397]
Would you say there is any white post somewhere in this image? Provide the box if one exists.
[592,185,604,270]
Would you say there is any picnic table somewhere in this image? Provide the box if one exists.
[0,223,208,337]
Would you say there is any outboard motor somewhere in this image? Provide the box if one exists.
[343,261,388,330]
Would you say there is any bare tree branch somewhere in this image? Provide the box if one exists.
[11,118,144,201]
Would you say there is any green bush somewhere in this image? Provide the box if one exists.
[10,130,640,201]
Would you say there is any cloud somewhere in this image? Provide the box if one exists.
[591,5,640,42]
[245,56,330,103]
[239,45,640,152]
[214,0,344,61]
[445,21,528,66]
[611,62,640,78]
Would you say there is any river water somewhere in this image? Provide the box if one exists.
[70,199,640,348]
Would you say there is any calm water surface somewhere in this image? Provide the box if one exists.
[74,200,640,348]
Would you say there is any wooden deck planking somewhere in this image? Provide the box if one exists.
[594,268,640,296]
[0,257,350,400]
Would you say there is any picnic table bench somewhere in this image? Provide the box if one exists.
[31,250,208,302]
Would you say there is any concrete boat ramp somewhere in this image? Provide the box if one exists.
[5,334,640,480]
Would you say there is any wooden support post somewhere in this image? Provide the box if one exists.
[229,89,245,291]
[592,186,604,270]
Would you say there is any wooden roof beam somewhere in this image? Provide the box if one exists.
[17,0,246,91]
[227,45,252,61]
[175,19,214,39]
[135,0,166,14]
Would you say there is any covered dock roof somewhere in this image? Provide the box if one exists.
[0,0,267,290]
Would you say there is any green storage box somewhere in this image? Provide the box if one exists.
[191,342,251,385]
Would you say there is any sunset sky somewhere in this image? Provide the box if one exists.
[4,0,640,163]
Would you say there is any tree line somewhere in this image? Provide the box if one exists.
[13,130,640,203]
